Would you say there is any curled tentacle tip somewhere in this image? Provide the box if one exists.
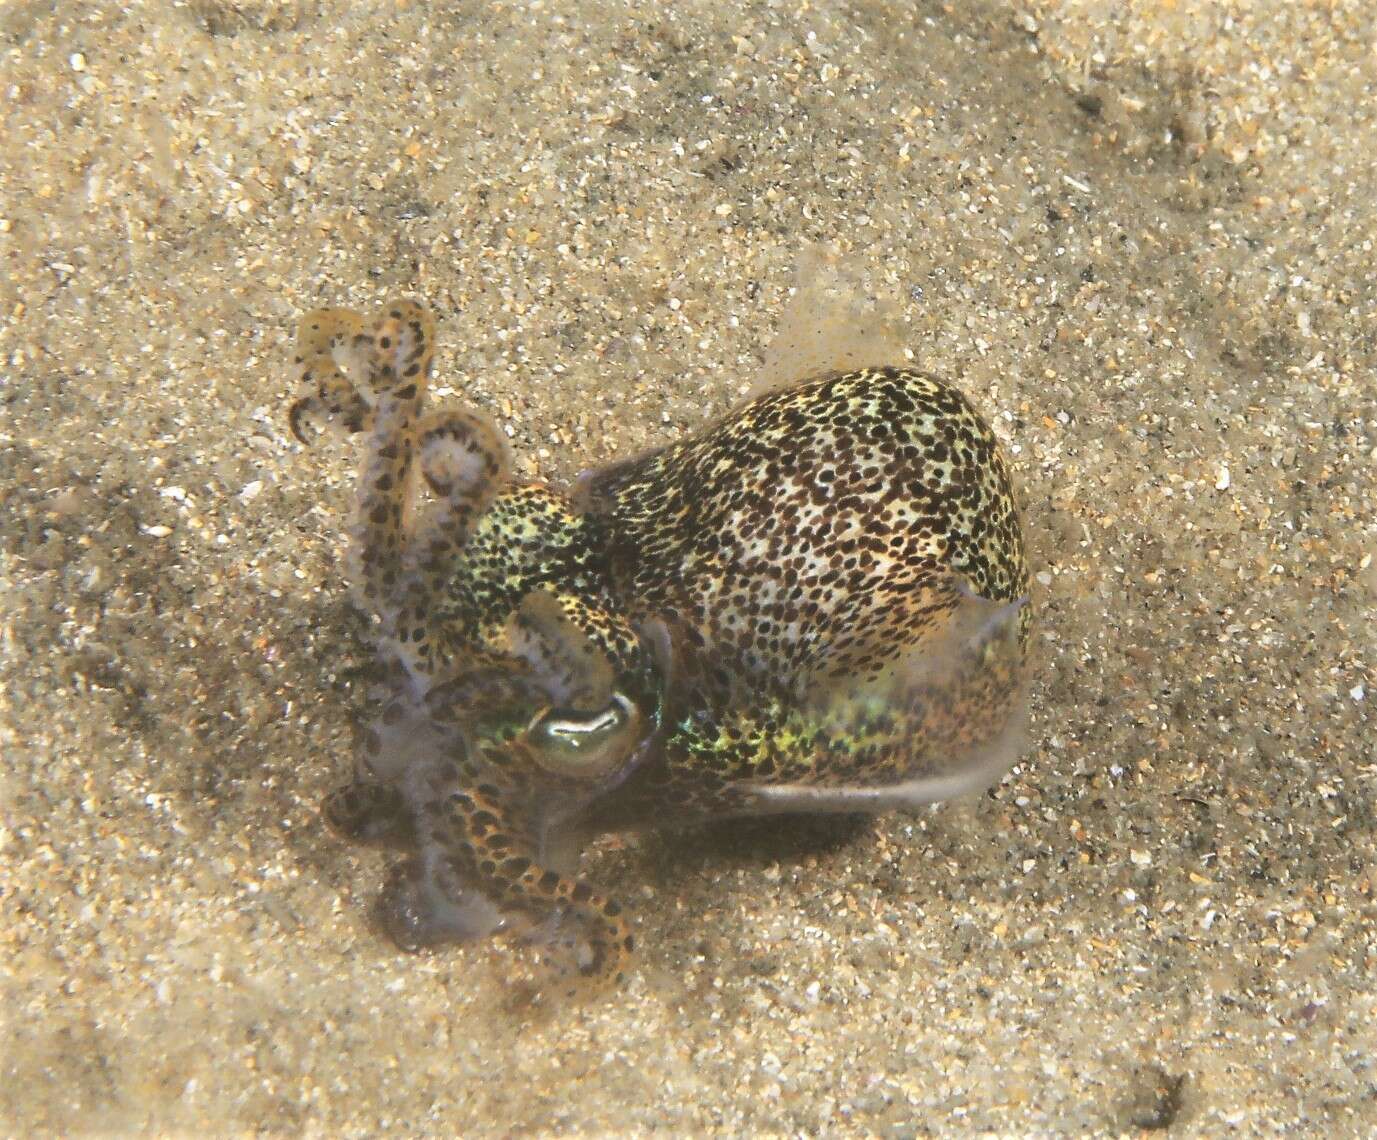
[288,396,314,445]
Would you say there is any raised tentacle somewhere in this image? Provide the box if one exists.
[415,408,512,544]
[347,301,434,632]
[288,308,370,442]
[390,408,513,682]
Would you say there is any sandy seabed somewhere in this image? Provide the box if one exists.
[2,1,1374,1135]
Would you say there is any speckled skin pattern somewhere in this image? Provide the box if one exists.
[290,299,1031,988]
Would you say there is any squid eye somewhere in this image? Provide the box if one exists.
[525,693,644,779]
